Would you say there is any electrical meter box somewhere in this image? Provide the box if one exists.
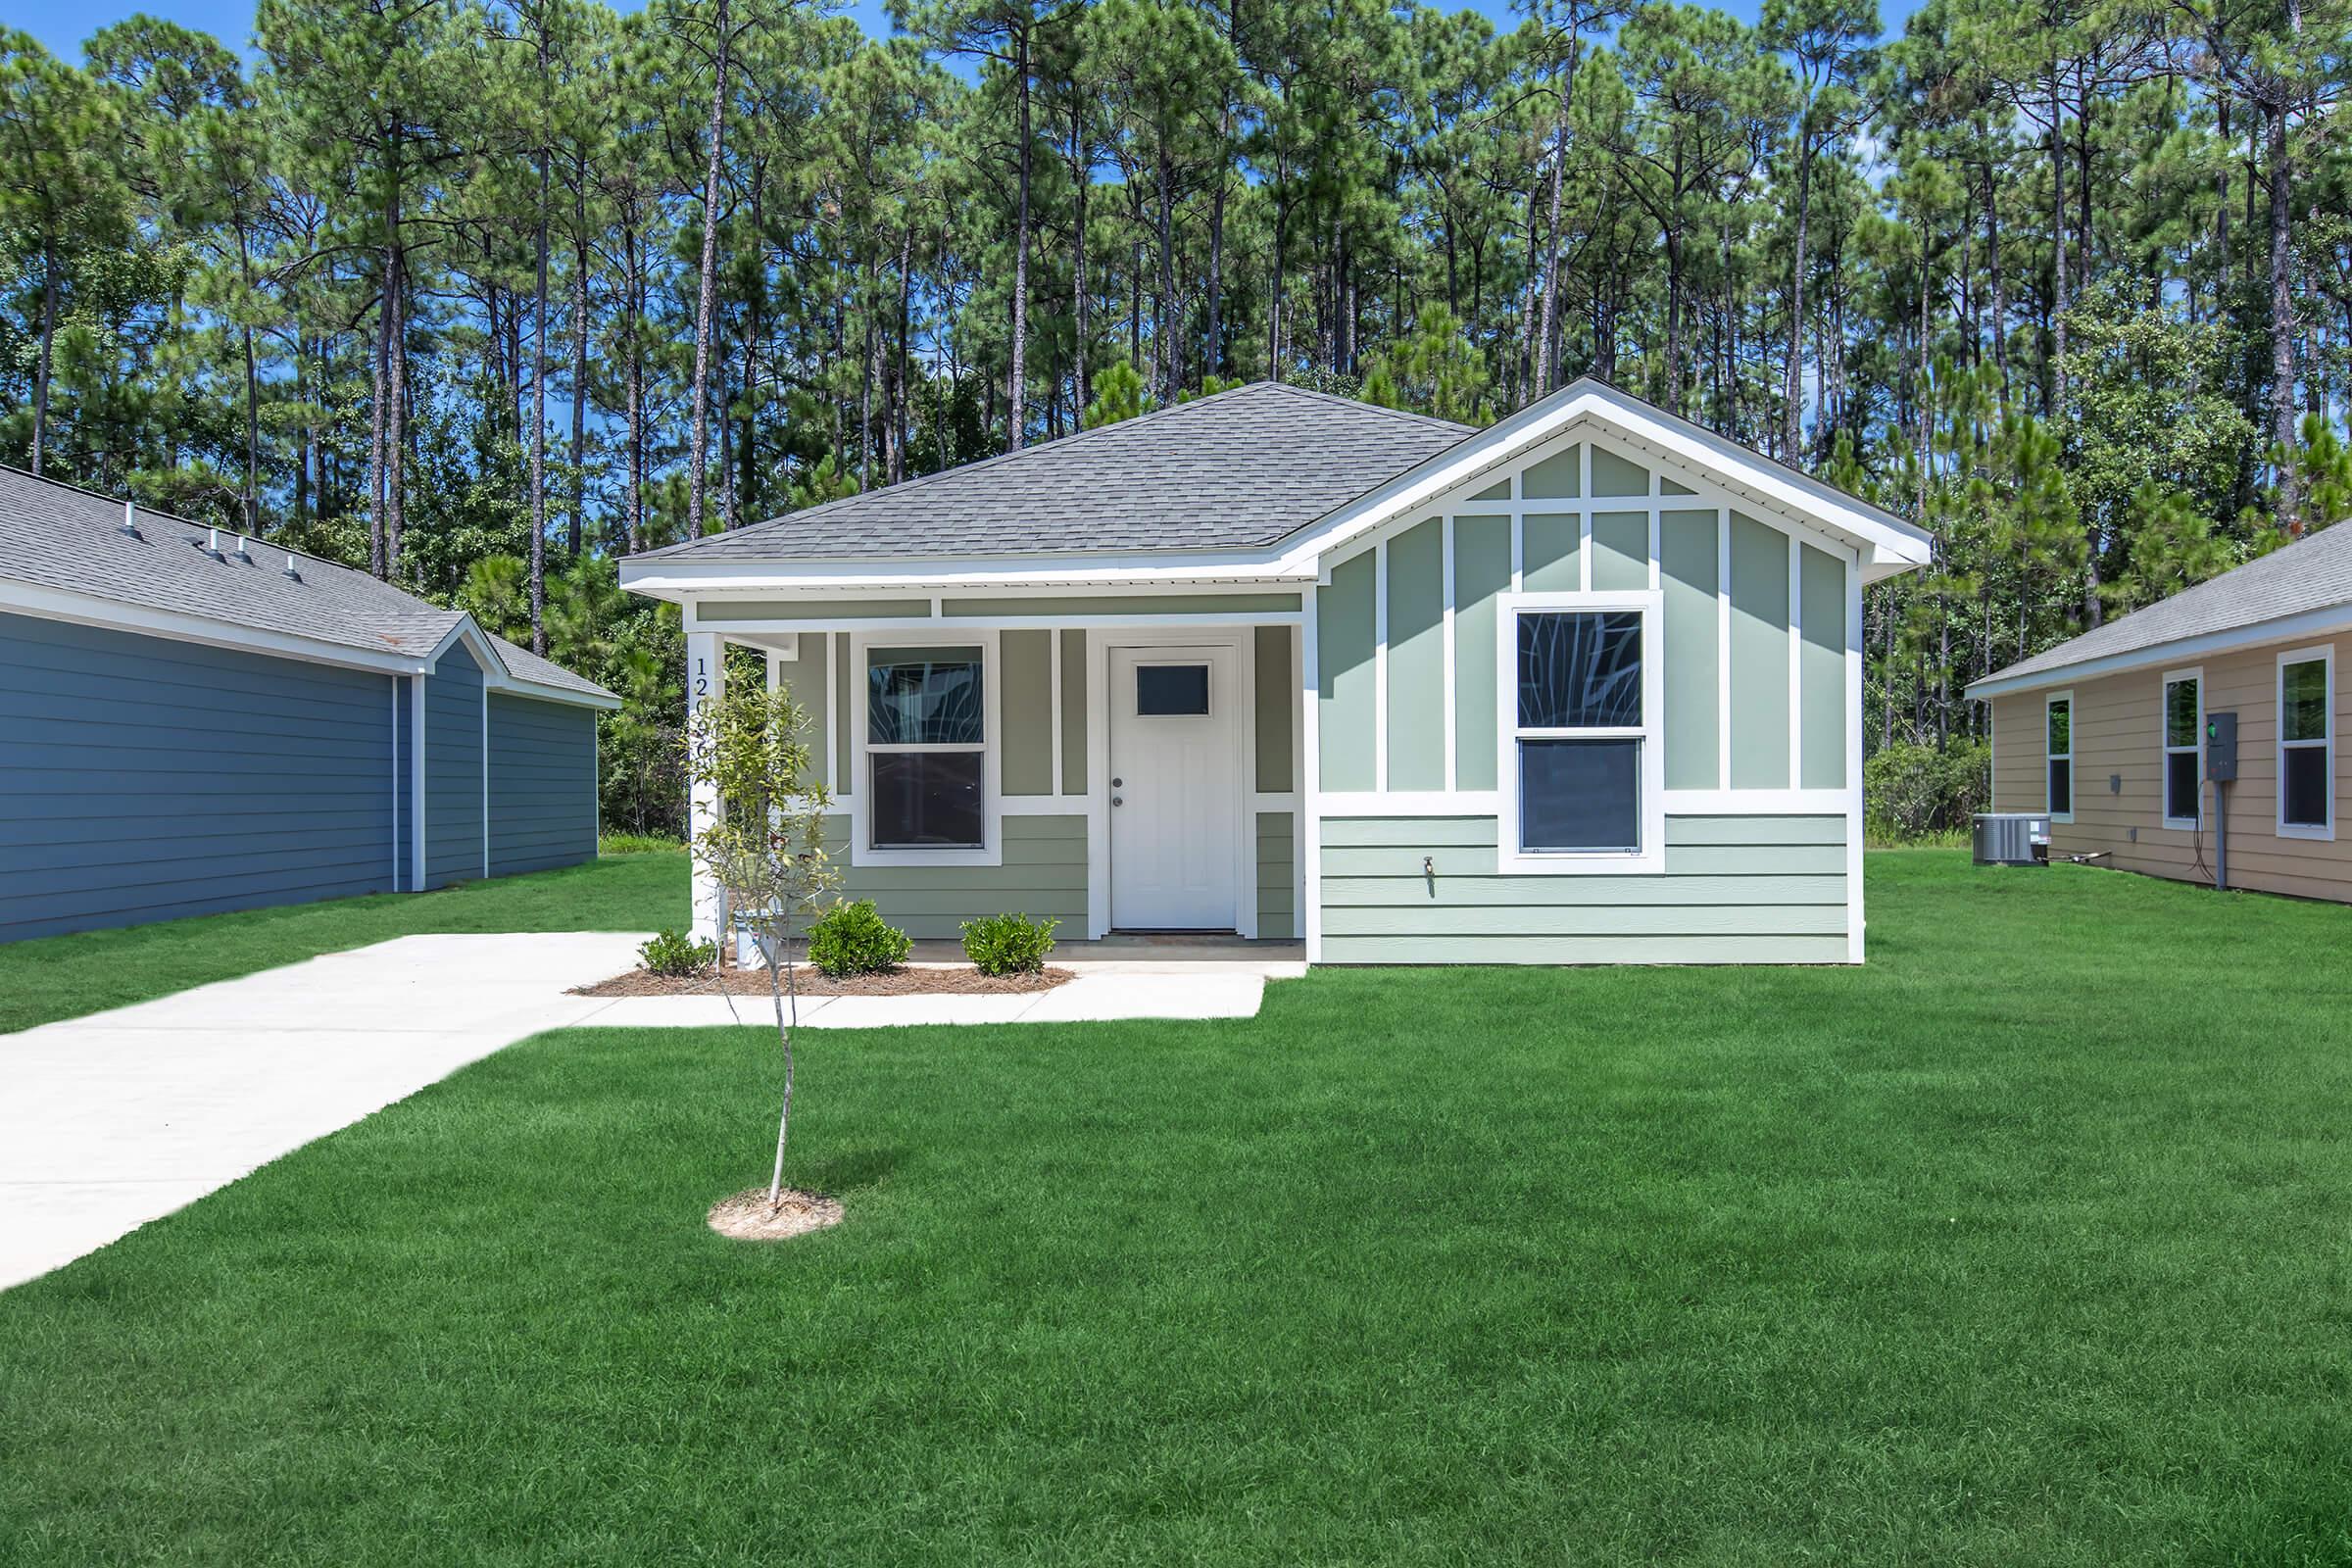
[2206,710,2238,782]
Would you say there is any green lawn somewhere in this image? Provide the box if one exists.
[0,849,687,1034]
[6,854,2352,1564]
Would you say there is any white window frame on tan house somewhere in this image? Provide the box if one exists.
[2045,688,2074,823]
[2161,666,2203,832]
[2277,644,2334,843]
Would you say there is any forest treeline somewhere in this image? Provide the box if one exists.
[2,0,2346,833]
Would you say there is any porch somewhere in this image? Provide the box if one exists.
[680,597,1307,951]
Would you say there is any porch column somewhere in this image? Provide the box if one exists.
[687,628,725,946]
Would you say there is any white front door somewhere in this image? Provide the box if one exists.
[1108,643,1242,930]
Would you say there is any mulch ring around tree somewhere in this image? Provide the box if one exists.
[707,1187,845,1243]
[568,965,1074,998]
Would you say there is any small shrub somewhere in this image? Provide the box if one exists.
[1864,739,1991,842]
[961,912,1058,975]
[639,928,717,977]
[807,900,911,977]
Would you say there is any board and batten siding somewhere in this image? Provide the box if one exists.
[1308,425,1864,963]
[1257,810,1297,939]
[1990,628,2352,902]
[817,812,1087,939]
[0,611,399,941]
[1318,814,1848,963]
[487,694,598,875]
[422,642,485,889]
[1315,435,1853,803]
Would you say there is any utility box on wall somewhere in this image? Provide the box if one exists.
[2206,710,2238,782]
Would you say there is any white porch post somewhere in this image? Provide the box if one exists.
[687,627,726,946]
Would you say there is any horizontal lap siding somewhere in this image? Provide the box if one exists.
[821,813,1087,940]
[489,694,597,875]
[423,646,484,889]
[0,612,397,941]
[1317,813,1848,964]
[1257,810,1296,938]
[1999,631,2352,902]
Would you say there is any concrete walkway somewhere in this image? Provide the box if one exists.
[1,932,1299,1290]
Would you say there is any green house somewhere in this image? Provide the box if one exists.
[621,378,1931,964]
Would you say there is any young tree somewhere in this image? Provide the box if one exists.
[682,683,841,1214]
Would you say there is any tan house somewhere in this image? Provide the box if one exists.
[1970,521,2349,899]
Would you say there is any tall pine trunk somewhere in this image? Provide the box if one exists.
[529,86,552,657]
[1006,23,1032,451]
[687,0,731,537]
[2267,93,2300,530]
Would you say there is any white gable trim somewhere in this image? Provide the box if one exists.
[1269,381,1930,582]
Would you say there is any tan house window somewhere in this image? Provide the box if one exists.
[2046,694,2073,821]
[2279,651,2332,840]
[2163,673,2201,830]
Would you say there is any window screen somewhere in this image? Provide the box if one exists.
[1136,663,1209,715]
[1519,740,1641,853]
[870,752,984,848]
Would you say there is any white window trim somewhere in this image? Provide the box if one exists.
[1494,589,1666,875]
[2277,644,2335,842]
[2045,688,2074,824]
[2162,665,2203,832]
[850,629,1003,868]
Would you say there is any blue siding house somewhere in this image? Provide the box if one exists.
[0,468,618,942]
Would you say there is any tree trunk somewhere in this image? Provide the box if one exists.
[2049,65,2069,417]
[2267,93,2300,531]
[1154,138,1177,402]
[29,235,59,477]
[1533,21,1580,399]
[368,253,391,576]
[530,110,551,657]
[1068,102,1090,416]
[568,175,591,560]
[385,244,408,576]
[1782,141,1812,461]
[1006,23,1032,451]
[1983,155,2009,396]
[893,223,912,484]
[687,0,731,538]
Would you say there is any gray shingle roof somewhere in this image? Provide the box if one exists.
[1977,520,2352,690]
[632,381,1475,564]
[0,465,612,702]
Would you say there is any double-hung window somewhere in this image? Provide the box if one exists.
[2045,693,2073,821]
[2278,648,2333,840]
[866,644,988,852]
[1496,592,1663,872]
[2162,670,2201,830]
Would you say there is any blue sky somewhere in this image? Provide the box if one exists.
[21,0,1925,65]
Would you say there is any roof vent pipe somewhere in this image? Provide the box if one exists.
[233,534,254,564]
[119,500,140,540]
[205,526,224,561]
[282,553,302,583]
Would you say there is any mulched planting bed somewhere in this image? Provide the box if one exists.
[569,964,1073,998]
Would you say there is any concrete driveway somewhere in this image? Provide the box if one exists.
[0,932,647,1291]
[2,931,1302,1291]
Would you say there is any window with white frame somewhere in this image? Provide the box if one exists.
[1497,595,1661,867]
[866,645,986,849]
[2279,649,2332,838]
[2046,693,2073,820]
[2162,672,2201,828]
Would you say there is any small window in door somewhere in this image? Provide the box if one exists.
[1136,663,1209,715]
